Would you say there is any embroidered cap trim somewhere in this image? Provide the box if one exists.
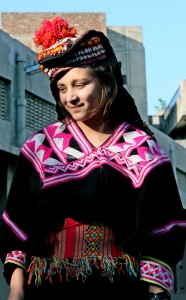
[38,36,107,78]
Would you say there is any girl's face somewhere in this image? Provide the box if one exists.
[57,67,102,122]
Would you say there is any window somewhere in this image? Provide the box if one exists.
[0,77,10,120]
[26,92,57,131]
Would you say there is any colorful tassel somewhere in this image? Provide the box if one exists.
[27,254,140,286]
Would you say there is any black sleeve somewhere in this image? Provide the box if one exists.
[138,162,186,266]
[0,152,42,283]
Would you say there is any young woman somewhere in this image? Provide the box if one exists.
[0,16,186,300]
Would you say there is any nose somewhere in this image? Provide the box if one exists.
[66,88,78,103]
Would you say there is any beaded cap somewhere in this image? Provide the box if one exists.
[33,16,116,78]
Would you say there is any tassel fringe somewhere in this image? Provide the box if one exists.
[27,255,140,286]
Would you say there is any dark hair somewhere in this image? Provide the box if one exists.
[50,58,155,139]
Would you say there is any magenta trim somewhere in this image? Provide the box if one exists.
[2,211,28,241]
[148,220,186,235]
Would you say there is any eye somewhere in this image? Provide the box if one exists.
[75,82,84,88]
[58,86,66,93]
[75,81,88,89]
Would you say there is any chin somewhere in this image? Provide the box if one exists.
[71,114,90,122]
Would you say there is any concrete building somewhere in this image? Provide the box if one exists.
[0,13,186,299]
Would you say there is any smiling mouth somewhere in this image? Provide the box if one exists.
[70,106,81,112]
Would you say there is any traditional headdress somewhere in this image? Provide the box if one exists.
[33,16,155,138]
[33,16,117,79]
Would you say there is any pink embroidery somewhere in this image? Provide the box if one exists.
[5,250,27,269]
[140,258,173,294]
[21,121,170,189]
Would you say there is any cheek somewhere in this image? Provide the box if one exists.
[90,92,102,108]
[84,87,102,107]
[59,93,66,106]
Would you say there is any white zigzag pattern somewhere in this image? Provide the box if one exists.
[44,148,124,173]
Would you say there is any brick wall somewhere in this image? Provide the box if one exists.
[1,12,106,53]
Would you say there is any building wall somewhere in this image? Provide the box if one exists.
[107,26,148,120]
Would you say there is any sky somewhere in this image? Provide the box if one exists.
[0,0,186,116]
